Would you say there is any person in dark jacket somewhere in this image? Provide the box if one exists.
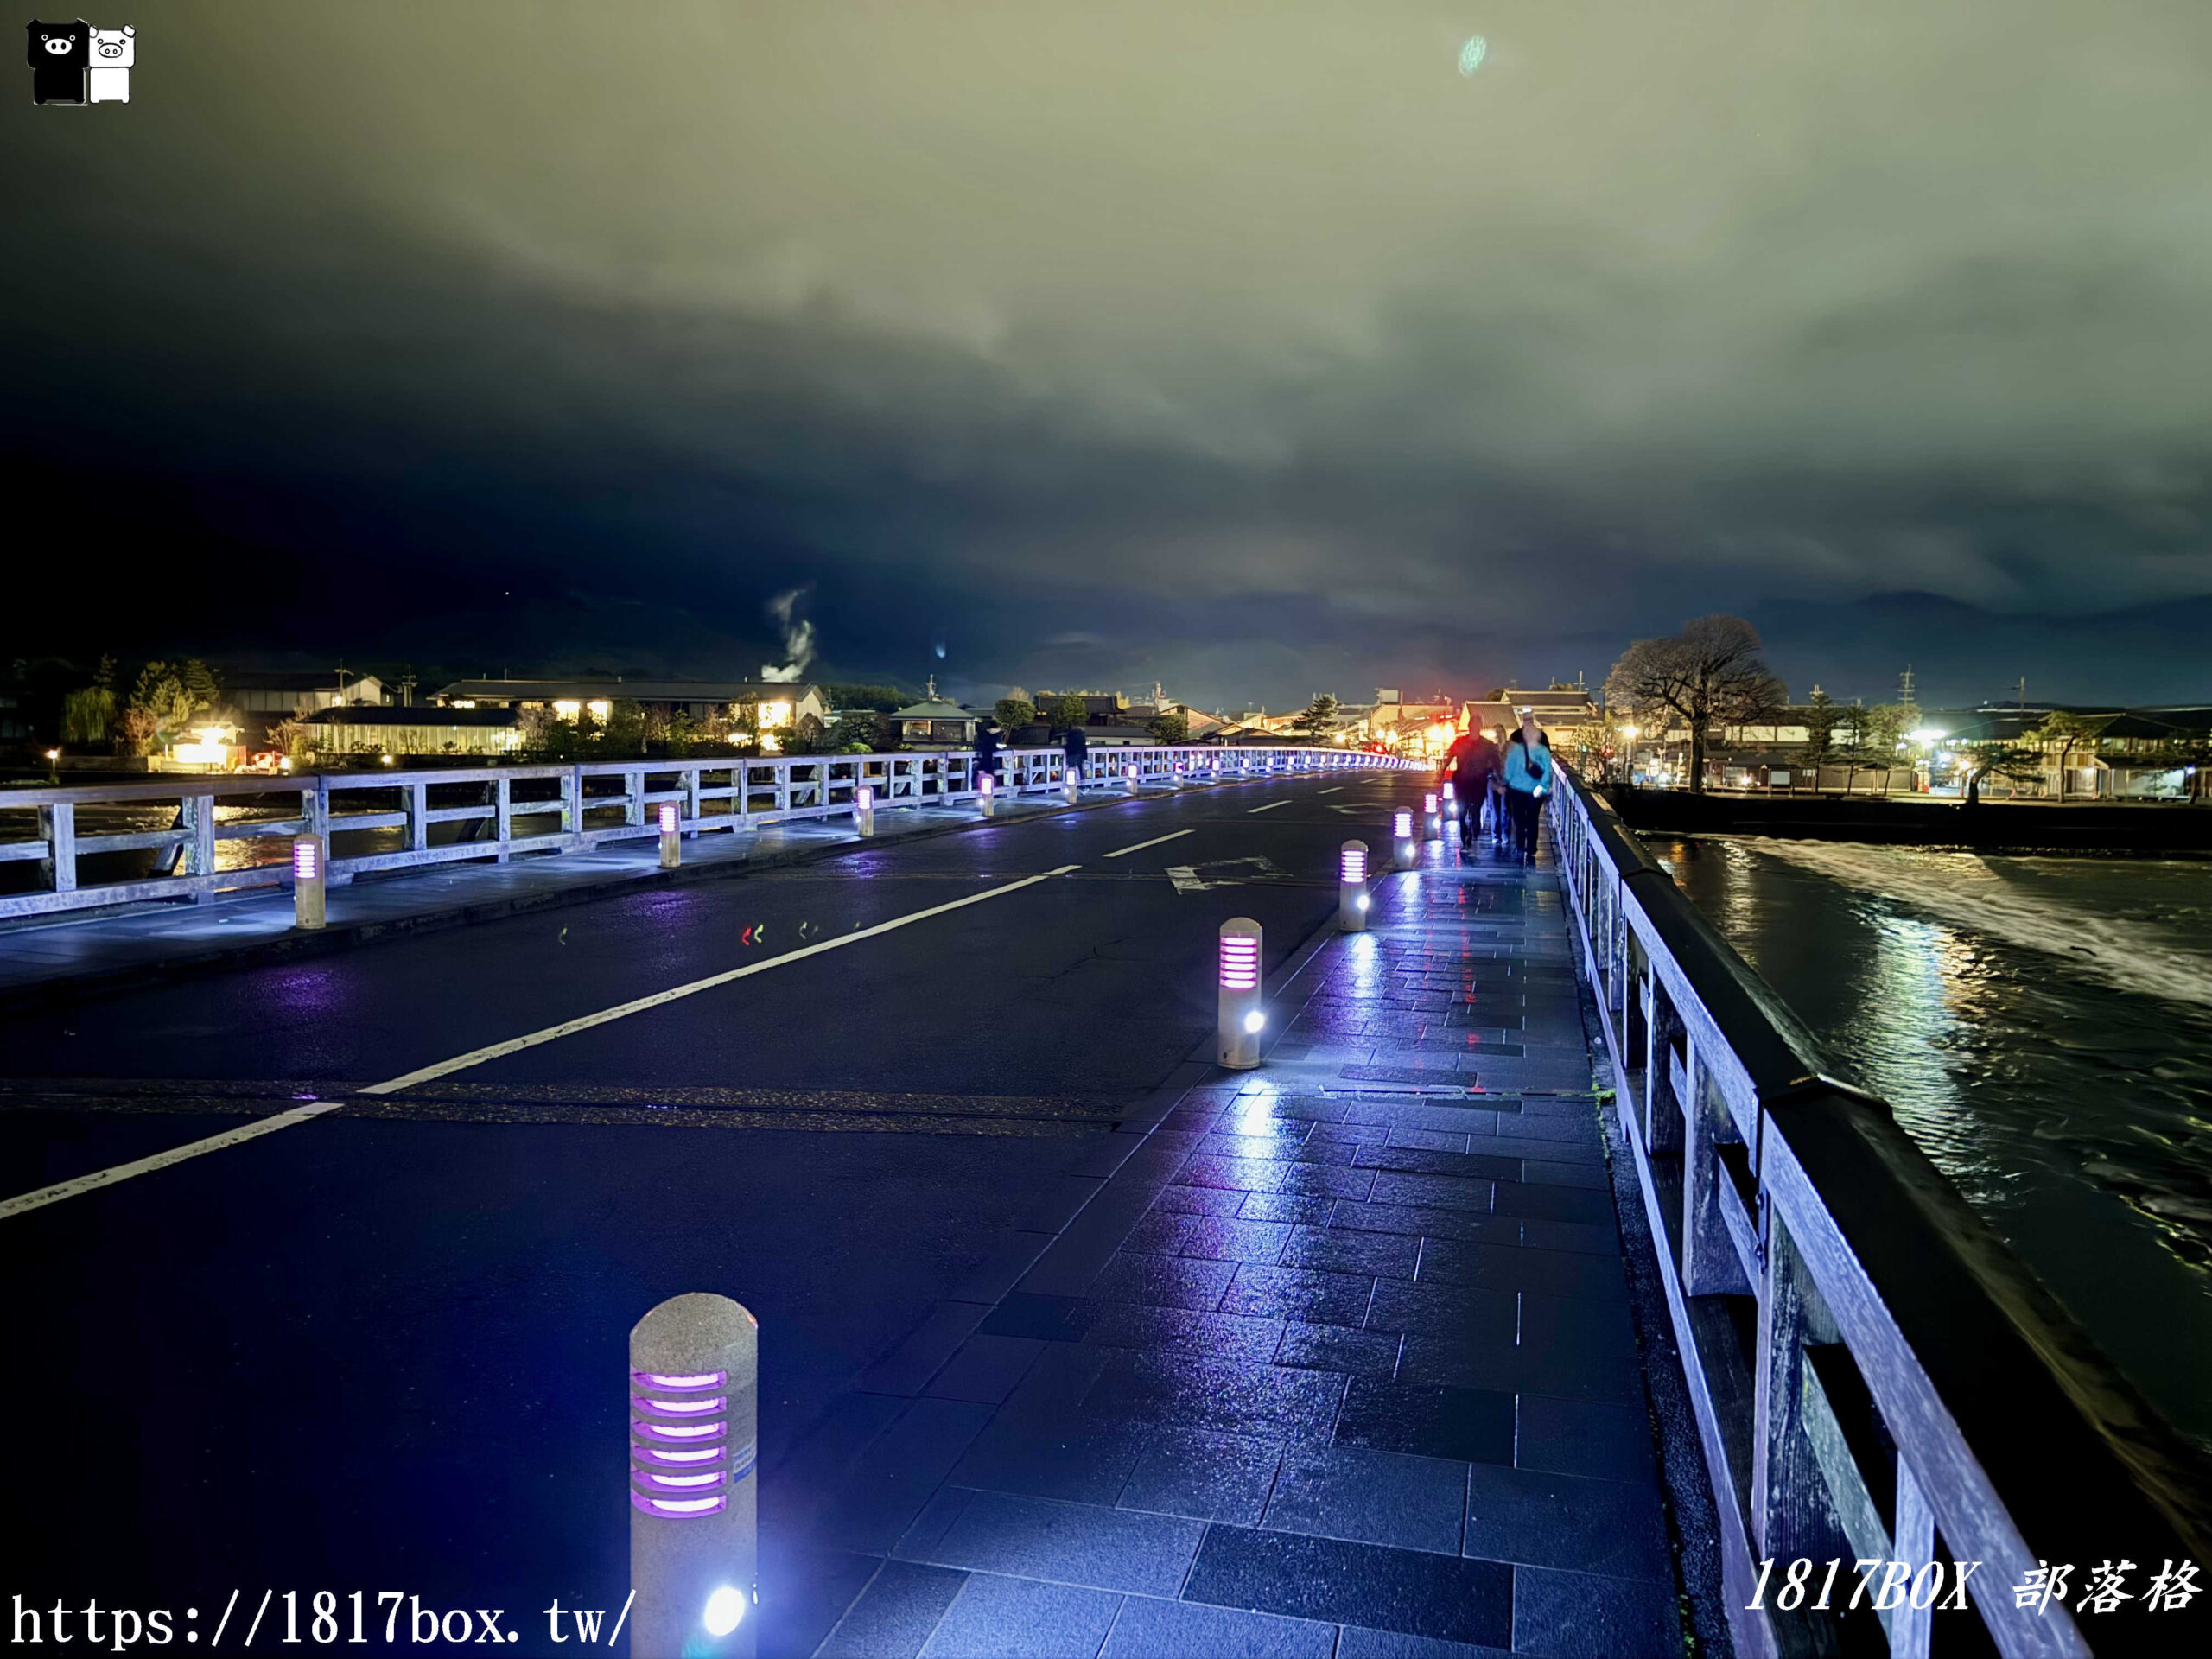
[1501,713,1554,861]
[1440,728,1502,841]
[973,716,1002,784]
[1059,719,1089,787]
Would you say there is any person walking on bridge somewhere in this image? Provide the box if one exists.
[1440,726,1501,843]
[1502,711,1554,862]
[1059,715,1089,789]
[974,715,1004,788]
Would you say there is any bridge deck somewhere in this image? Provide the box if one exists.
[792,836,1688,1657]
[0,775,1705,1658]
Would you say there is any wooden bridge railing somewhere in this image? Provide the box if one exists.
[1548,762,2212,1657]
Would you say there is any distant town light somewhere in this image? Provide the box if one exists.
[1909,728,1948,744]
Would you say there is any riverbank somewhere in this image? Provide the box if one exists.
[1607,785,2212,854]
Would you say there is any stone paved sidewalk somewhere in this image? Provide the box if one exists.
[777,831,1689,1659]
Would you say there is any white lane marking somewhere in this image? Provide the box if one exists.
[1319,787,1343,796]
[1103,830,1194,860]
[359,864,1084,1096]
[1247,801,1290,814]
[1165,866,1207,893]
[0,1100,344,1221]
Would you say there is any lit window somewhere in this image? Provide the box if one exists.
[553,700,582,718]
[588,700,612,720]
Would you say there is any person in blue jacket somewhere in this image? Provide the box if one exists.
[1501,710,1554,861]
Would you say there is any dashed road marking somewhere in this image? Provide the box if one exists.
[1103,830,1194,859]
[1248,801,1290,814]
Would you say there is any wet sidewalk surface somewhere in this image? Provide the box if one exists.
[780,839,1685,1659]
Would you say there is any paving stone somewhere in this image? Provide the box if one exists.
[1238,1191,1338,1224]
[1334,1627,1514,1659]
[1116,1426,1285,1525]
[816,1560,969,1659]
[899,1488,1204,1596]
[1097,1596,1337,1659]
[1076,1301,1287,1362]
[1331,1200,1522,1245]
[1152,1184,1248,1216]
[1364,1170,1496,1213]
[1364,1279,1517,1344]
[1221,1262,1377,1325]
[918,1573,1124,1658]
[1334,1376,1515,1465]
[1179,1216,1294,1263]
[1262,1444,1470,1554]
[947,1409,1147,1505]
[1463,1462,1671,1582]
[1515,1395,1657,1487]
[1182,1526,1512,1649]
[1084,1351,1348,1444]
[1280,1222,1421,1279]
[927,1335,1048,1404]
[1414,1239,1627,1304]
[1084,1251,1240,1311]
[976,1293,1081,1342]
[1510,1564,1682,1659]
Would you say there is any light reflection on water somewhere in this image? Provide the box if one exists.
[1656,836,2212,1443]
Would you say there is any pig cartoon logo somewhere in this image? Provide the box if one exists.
[86,23,130,102]
[27,18,89,105]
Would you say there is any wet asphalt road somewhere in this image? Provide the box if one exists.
[0,768,1431,1642]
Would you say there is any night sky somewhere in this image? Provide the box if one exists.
[5,3,2209,709]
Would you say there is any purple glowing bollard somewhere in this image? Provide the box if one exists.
[291,833,326,930]
[1339,839,1370,931]
[855,784,874,837]
[978,770,995,818]
[630,1293,759,1658]
[1394,809,1416,869]
[1217,918,1263,1069]
[658,800,681,868]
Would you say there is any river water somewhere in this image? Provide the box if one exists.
[1650,836,2212,1447]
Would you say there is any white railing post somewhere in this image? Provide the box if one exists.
[38,802,76,894]
[409,780,429,854]
[495,776,513,862]
[184,792,216,901]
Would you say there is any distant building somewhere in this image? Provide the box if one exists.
[301,705,522,758]
[433,678,829,737]
[890,683,983,747]
[219,671,389,745]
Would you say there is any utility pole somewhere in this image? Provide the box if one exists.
[1898,664,1916,704]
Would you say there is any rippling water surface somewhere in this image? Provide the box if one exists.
[1654,836,2212,1445]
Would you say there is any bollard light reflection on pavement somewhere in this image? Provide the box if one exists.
[291,834,327,930]
[658,800,681,868]
[1339,840,1369,932]
[630,1293,759,1659]
[1217,918,1263,1069]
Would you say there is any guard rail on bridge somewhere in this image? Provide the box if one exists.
[1549,763,2212,1656]
[0,745,1411,921]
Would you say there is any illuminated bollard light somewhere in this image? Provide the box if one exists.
[978,772,995,818]
[855,785,874,837]
[1125,764,1140,796]
[630,1293,759,1659]
[1441,781,1458,838]
[1063,770,1080,804]
[1423,791,1440,841]
[659,801,682,868]
[1217,918,1264,1069]
[1394,809,1416,869]
[291,834,327,930]
[1339,840,1370,932]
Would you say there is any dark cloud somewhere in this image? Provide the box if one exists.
[3,3,2208,707]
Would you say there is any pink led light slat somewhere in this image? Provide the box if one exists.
[632,1494,727,1517]
[638,1420,726,1440]
[633,1370,726,1389]
[638,1395,726,1414]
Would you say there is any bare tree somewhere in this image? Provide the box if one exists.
[1605,615,1785,795]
